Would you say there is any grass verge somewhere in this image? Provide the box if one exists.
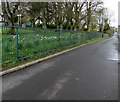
[1,37,109,71]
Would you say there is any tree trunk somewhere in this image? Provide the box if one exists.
[60,23,63,31]
[81,22,86,30]
[32,20,35,27]
[66,22,69,30]
[9,23,15,35]
[70,20,73,31]
[86,15,90,31]
[42,9,47,29]
[57,25,59,30]
[73,22,78,31]
[74,26,77,31]
[86,2,91,31]
[71,26,73,31]
[43,20,47,29]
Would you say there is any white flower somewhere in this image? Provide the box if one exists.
[13,36,16,39]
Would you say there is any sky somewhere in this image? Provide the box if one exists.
[103,0,119,27]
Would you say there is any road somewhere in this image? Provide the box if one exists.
[2,33,118,100]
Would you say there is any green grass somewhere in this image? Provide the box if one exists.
[1,26,109,71]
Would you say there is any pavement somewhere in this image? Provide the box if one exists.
[2,33,118,100]
[118,34,120,101]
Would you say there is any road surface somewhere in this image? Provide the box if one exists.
[2,33,118,100]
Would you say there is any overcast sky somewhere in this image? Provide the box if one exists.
[103,0,119,27]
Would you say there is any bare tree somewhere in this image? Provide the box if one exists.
[2,1,21,34]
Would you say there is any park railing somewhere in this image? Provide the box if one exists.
[1,26,109,68]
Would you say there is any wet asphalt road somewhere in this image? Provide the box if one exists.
[2,33,118,100]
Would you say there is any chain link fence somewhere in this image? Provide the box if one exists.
[1,26,109,68]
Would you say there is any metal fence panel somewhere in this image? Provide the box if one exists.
[1,26,109,67]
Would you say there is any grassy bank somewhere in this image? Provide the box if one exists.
[2,36,109,71]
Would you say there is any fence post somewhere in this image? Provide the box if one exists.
[16,26,19,60]
[42,31,45,52]
[76,32,78,44]
[69,31,71,45]
[102,32,104,38]
[58,31,60,47]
